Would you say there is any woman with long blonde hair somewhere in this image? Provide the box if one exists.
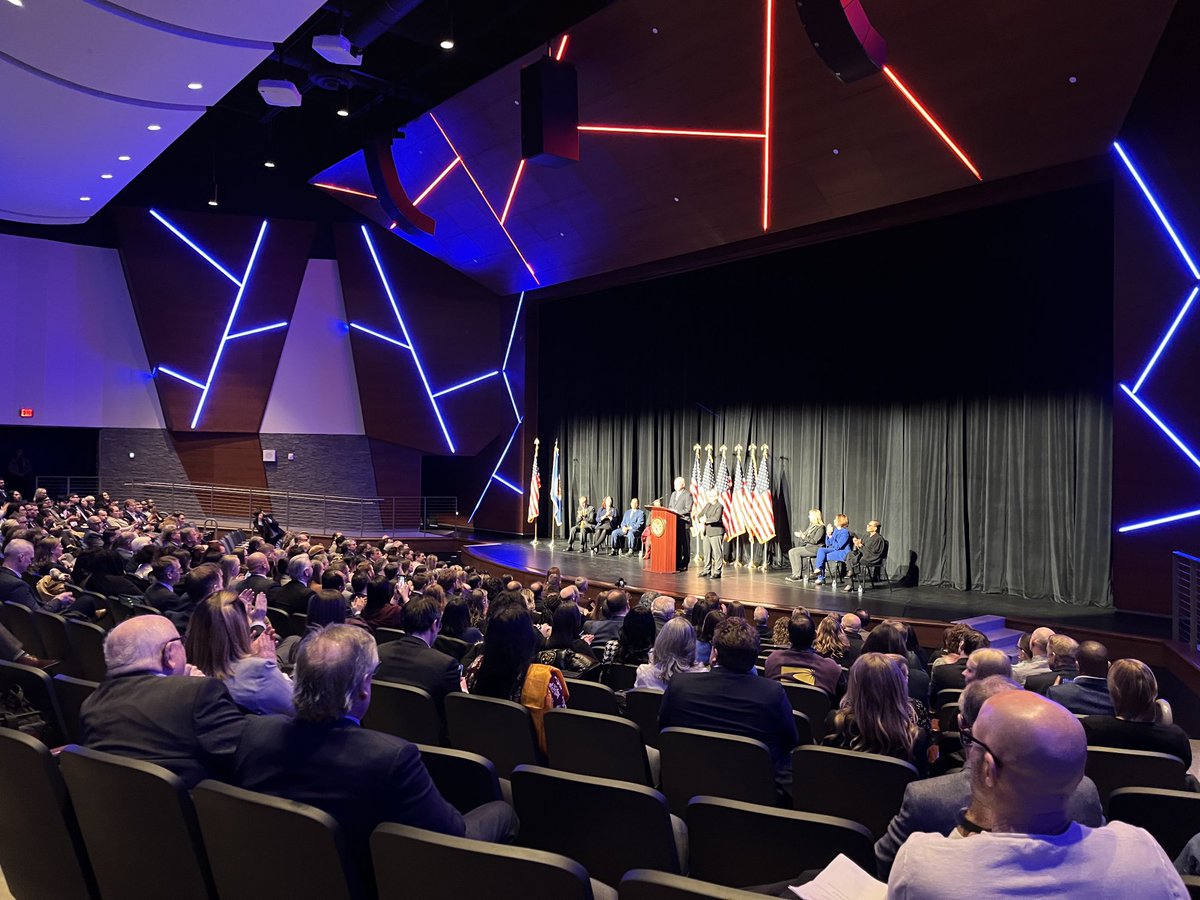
[813,614,849,661]
[825,652,927,772]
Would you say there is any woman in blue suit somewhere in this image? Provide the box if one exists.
[813,514,851,585]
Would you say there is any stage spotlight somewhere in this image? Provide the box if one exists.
[264,160,276,168]
[440,38,455,50]
[337,108,350,117]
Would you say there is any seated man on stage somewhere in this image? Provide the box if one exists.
[564,495,596,551]
[591,496,618,554]
[786,507,826,582]
[844,519,886,591]
[611,498,646,556]
[812,513,851,585]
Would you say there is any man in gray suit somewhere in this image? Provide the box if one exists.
[697,489,725,579]
[875,675,1104,880]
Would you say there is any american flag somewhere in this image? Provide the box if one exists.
[527,446,541,523]
[689,448,702,515]
[700,447,715,497]
[755,447,776,543]
[742,447,760,541]
[716,450,736,536]
[550,442,563,528]
[728,450,747,539]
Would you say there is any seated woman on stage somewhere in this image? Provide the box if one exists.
[786,507,826,581]
[823,652,928,775]
[635,617,706,690]
[812,513,851,585]
[591,497,618,554]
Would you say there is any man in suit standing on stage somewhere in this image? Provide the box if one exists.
[565,495,596,551]
[667,476,693,569]
[697,489,725,579]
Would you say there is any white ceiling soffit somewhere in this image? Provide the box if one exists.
[0,0,326,225]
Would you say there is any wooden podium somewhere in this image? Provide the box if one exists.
[647,507,685,573]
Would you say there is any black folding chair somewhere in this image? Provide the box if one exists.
[0,728,98,900]
[3,600,46,658]
[686,796,875,886]
[782,682,831,740]
[64,619,107,682]
[34,609,73,666]
[375,627,405,645]
[60,745,215,900]
[935,688,963,711]
[373,823,599,900]
[445,692,544,777]
[288,612,309,638]
[790,745,918,838]
[0,658,68,745]
[851,541,892,592]
[362,680,444,746]
[193,780,360,900]
[433,635,473,661]
[266,606,290,636]
[417,745,503,813]
[625,687,665,748]
[545,708,656,786]
[939,703,961,734]
[1108,787,1200,860]
[53,673,99,745]
[565,679,621,716]
[619,870,766,899]
[793,710,814,746]
[658,727,778,817]
[602,663,639,691]
[1086,747,1189,812]
[511,764,683,887]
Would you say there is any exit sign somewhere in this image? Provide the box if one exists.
[18,408,33,418]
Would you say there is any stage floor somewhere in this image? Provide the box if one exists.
[463,539,1169,639]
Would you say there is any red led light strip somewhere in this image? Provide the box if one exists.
[500,159,526,224]
[882,65,982,181]
[313,182,377,199]
[761,0,774,230]
[414,156,461,206]
[578,125,765,139]
[428,112,539,283]
[555,35,569,61]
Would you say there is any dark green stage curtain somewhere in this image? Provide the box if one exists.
[553,390,1111,607]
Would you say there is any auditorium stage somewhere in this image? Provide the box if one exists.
[460,539,1169,641]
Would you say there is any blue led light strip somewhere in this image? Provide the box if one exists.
[1113,142,1200,280]
[361,226,456,453]
[1119,384,1200,471]
[156,366,205,389]
[227,321,288,340]
[433,371,500,398]
[468,418,524,522]
[149,209,242,286]
[493,474,523,494]
[502,291,525,370]
[1131,284,1199,396]
[1117,508,1200,534]
[349,322,410,349]
[191,221,268,428]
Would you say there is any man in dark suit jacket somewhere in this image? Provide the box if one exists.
[79,615,246,789]
[929,628,991,697]
[143,555,183,611]
[268,554,315,614]
[1047,641,1114,715]
[660,616,798,786]
[875,675,1103,879]
[234,625,516,883]
[374,597,460,719]
[233,552,276,596]
[696,489,725,578]
[1026,634,1079,696]
[0,539,49,611]
[582,590,629,642]
[565,496,597,551]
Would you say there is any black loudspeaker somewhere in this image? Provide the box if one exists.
[521,56,578,167]
[364,135,436,236]
[794,0,887,83]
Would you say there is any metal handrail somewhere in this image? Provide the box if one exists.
[1173,551,1200,651]
[34,476,456,539]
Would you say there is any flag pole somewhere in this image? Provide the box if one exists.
[733,443,744,568]
[746,443,758,570]
[530,437,540,547]
[760,443,771,571]
[691,443,702,564]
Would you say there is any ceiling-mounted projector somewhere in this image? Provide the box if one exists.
[312,34,363,66]
[257,79,303,107]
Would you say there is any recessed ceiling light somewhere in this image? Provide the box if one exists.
[1068,75,1078,84]
[79,196,91,202]
[101,173,113,179]
[117,155,131,161]
[147,124,161,131]
[673,196,680,202]
[6,0,24,8]
[207,199,219,207]
[440,38,455,50]
[336,108,350,117]
[832,148,840,155]
[651,27,659,34]
[187,82,203,90]
[264,160,276,168]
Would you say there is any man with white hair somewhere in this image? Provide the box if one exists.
[0,538,52,611]
[1011,626,1055,685]
[963,648,1012,685]
[269,554,315,614]
[652,595,677,633]
[696,488,726,579]
[79,616,246,788]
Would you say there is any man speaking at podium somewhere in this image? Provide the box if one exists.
[667,476,692,570]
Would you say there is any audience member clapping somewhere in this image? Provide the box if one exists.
[184,590,293,716]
